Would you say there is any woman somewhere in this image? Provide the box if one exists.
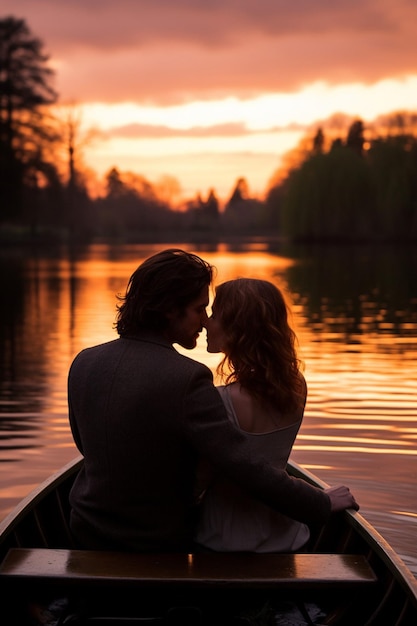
[194,278,310,553]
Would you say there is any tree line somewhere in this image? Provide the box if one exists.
[1,16,417,244]
[267,116,417,242]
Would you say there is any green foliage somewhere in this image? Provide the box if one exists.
[281,147,373,241]
[367,136,417,239]
[269,118,417,242]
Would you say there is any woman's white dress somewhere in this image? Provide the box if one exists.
[195,385,310,552]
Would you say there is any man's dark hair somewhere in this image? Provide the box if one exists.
[115,249,214,336]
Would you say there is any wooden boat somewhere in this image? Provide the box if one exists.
[1,455,417,625]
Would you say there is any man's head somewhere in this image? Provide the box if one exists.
[115,249,214,348]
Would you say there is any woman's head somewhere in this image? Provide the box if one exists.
[207,278,303,409]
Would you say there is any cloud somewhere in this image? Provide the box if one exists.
[106,122,251,139]
[7,0,408,49]
[99,121,307,140]
[5,0,417,104]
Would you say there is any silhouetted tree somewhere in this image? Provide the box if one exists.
[96,167,178,240]
[346,119,365,156]
[312,127,325,154]
[205,188,219,219]
[367,135,417,239]
[266,112,417,243]
[330,138,343,151]
[55,105,95,238]
[222,178,264,234]
[105,167,126,198]
[0,16,58,221]
[264,182,286,234]
[377,111,417,137]
[281,145,374,241]
[181,190,219,233]
[226,177,249,206]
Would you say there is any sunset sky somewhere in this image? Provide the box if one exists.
[4,0,417,203]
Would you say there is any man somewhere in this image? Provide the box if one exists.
[68,248,358,552]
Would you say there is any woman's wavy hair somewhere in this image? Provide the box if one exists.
[115,249,214,336]
[213,278,304,411]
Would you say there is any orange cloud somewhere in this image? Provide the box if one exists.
[102,122,308,139]
[8,0,417,105]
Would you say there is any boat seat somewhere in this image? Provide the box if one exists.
[0,548,377,590]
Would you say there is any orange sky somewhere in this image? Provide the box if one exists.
[4,0,417,203]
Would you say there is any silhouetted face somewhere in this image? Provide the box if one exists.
[164,286,209,350]
[205,303,228,354]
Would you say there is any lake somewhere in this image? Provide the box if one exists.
[0,240,416,577]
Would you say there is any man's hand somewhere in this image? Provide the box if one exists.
[324,485,360,513]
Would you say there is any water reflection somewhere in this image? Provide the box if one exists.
[286,243,417,342]
[0,242,416,574]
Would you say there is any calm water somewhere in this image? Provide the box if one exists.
[0,241,416,577]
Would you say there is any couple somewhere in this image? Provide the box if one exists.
[68,248,359,553]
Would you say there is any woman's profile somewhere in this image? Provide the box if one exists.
[195,278,310,552]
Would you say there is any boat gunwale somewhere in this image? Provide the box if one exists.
[0,456,83,540]
[287,458,417,607]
